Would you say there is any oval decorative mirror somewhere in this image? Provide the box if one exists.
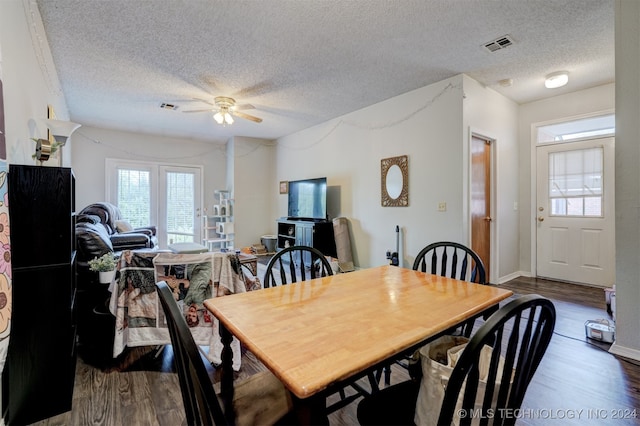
[381,155,408,206]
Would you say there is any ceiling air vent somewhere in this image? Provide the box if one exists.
[483,35,514,53]
[160,102,178,110]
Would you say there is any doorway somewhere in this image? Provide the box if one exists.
[106,159,203,248]
[471,134,492,282]
[535,137,615,287]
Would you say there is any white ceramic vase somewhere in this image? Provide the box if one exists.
[99,269,116,284]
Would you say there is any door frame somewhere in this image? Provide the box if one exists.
[534,137,614,286]
[105,158,205,249]
[529,109,615,279]
[467,128,496,283]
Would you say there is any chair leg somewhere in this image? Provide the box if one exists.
[367,371,380,393]
[372,365,391,388]
[153,345,166,358]
[384,365,391,386]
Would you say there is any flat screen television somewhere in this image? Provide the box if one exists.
[287,177,327,220]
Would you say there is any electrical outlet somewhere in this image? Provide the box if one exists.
[438,202,446,212]
[513,201,518,211]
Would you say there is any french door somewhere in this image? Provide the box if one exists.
[106,159,203,248]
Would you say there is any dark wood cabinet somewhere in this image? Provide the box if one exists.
[276,219,337,257]
[3,165,77,425]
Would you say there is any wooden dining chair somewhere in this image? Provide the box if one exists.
[263,245,381,412]
[263,245,333,288]
[413,241,487,284]
[155,281,294,426]
[414,241,492,337]
[378,241,491,386]
[357,294,556,426]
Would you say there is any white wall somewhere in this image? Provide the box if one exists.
[276,75,485,269]
[462,75,520,283]
[274,75,520,274]
[0,0,71,166]
[517,84,615,275]
[610,0,640,361]
[231,136,276,248]
[70,125,227,226]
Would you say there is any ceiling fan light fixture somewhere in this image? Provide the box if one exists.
[187,96,261,124]
[545,71,569,89]
[213,109,234,126]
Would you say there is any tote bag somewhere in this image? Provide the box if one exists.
[414,335,512,426]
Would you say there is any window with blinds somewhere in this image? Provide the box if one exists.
[166,171,195,244]
[548,147,603,217]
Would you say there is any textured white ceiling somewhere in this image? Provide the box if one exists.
[34,0,614,144]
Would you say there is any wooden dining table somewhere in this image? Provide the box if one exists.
[204,265,513,424]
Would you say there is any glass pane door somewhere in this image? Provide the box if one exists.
[117,168,152,227]
[160,166,202,246]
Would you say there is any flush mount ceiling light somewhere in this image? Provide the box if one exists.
[545,71,569,89]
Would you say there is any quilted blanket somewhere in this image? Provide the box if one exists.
[108,250,249,370]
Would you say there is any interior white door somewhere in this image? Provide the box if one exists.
[536,137,615,287]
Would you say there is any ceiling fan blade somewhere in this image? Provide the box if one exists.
[183,108,216,113]
[192,97,215,106]
[232,110,263,123]
[234,103,255,111]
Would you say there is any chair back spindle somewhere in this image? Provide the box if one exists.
[264,245,333,288]
[416,241,486,284]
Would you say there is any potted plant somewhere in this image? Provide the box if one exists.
[88,253,118,284]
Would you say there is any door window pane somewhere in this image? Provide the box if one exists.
[117,169,151,227]
[166,172,195,243]
[548,147,603,217]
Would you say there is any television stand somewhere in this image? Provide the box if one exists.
[276,218,337,257]
[287,217,326,222]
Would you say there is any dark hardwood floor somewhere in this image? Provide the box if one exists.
[33,276,640,425]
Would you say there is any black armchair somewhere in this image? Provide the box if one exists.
[75,202,157,275]
[79,202,157,249]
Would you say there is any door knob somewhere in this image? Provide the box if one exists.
[538,216,545,222]
[484,217,492,222]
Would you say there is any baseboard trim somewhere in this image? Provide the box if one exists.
[494,271,530,285]
[608,342,640,363]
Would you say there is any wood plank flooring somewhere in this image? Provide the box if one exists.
[33,276,640,426]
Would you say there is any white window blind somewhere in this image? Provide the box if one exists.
[548,147,603,217]
[166,171,195,243]
[117,168,151,228]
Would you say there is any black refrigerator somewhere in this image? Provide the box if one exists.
[2,164,77,425]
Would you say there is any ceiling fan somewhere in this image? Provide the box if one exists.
[183,96,262,125]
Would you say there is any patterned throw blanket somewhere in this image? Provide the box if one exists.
[108,250,249,370]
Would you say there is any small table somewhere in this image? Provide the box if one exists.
[204,265,512,423]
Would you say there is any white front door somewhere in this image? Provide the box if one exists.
[535,137,615,287]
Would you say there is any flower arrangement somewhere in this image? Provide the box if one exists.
[88,253,117,272]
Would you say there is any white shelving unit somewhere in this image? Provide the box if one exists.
[203,190,234,251]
